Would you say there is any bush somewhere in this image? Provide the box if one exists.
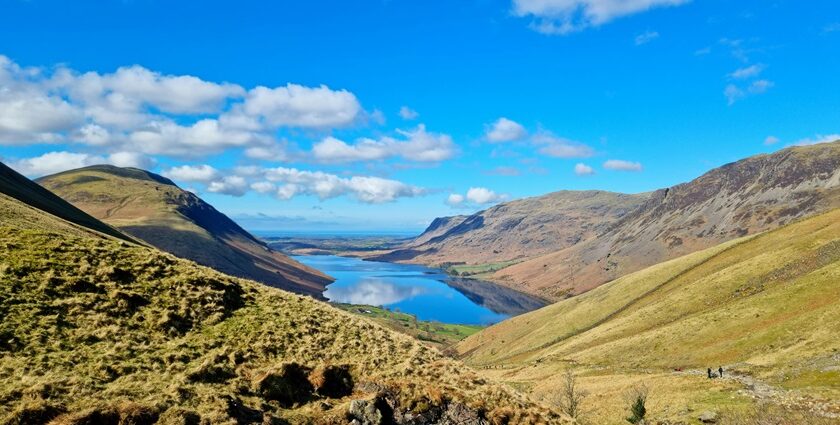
[625,384,648,424]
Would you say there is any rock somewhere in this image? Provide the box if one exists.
[699,410,718,423]
[439,403,487,425]
[348,399,383,425]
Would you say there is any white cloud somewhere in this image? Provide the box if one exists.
[604,159,643,172]
[486,117,527,143]
[466,187,506,204]
[241,84,361,128]
[574,163,595,176]
[399,106,419,120]
[163,164,220,183]
[514,0,690,35]
[725,80,774,105]
[107,151,156,169]
[532,132,594,158]
[8,150,152,177]
[635,30,660,45]
[791,134,840,146]
[207,175,249,197]
[244,144,288,162]
[262,167,426,203]
[764,136,780,145]
[729,64,764,80]
[126,118,270,157]
[250,181,276,194]
[445,193,465,207]
[311,125,456,163]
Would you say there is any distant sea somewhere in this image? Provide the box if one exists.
[250,230,420,239]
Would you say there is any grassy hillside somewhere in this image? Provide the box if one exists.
[458,209,840,423]
[0,162,132,243]
[490,141,840,300]
[38,165,331,297]
[0,191,563,424]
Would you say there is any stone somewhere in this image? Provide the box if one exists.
[699,410,718,423]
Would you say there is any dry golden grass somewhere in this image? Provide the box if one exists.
[0,192,564,424]
[459,208,840,424]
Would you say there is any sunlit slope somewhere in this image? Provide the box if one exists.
[459,209,840,385]
[0,191,563,424]
[38,165,331,297]
[490,141,840,300]
[0,162,132,243]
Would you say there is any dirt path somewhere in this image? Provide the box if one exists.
[678,368,840,419]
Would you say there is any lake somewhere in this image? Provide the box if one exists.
[293,255,548,326]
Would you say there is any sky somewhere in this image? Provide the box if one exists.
[1,0,839,233]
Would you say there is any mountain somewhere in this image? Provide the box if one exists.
[374,190,649,266]
[392,141,840,300]
[457,207,840,423]
[0,175,562,424]
[0,162,132,243]
[491,141,840,299]
[37,165,331,298]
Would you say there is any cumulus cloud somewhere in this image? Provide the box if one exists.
[262,167,426,203]
[445,193,465,207]
[466,187,506,204]
[241,84,361,128]
[207,175,249,197]
[8,150,153,177]
[513,0,690,35]
[635,30,660,45]
[163,164,220,183]
[0,55,368,159]
[532,132,594,158]
[574,163,595,176]
[311,125,456,163]
[485,117,527,143]
[603,159,643,171]
[399,106,419,120]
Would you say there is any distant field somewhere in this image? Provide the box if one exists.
[334,304,484,350]
[265,235,409,257]
[444,260,519,277]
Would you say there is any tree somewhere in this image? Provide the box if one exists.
[557,369,587,421]
[625,383,649,424]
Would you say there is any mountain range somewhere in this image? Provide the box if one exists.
[384,141,840,300]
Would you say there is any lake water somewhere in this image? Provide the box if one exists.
[293,255,548,326]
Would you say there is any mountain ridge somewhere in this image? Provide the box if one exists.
[37,165,332,298]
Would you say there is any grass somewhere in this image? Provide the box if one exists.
[458,208,840,424]
[445,261,520,277]
[334,304,484,349]
[0,192,564,424]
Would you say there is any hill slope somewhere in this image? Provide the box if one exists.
[37,165,330,297]
[493,141,840,299]
[0,162,132,243]
[374,190,649,266]
[0,190,563,424]
[457,208,840,422]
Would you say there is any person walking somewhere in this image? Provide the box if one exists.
[718,366,723,378]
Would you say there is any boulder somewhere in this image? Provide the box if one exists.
[699,410,719,423]
[348,399,384,425]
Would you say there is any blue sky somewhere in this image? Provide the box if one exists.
[1,0,839,232]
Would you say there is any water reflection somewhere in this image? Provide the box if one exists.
[293,255,547,326]
[325,278,427,305]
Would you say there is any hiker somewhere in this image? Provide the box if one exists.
[719,366,723,378]
[707,368,712,379]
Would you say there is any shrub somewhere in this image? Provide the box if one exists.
[625,384,648,424]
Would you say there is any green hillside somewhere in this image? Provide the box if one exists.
[0,191,563,424]
[458,209,840,424]
[37,165,331,298]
